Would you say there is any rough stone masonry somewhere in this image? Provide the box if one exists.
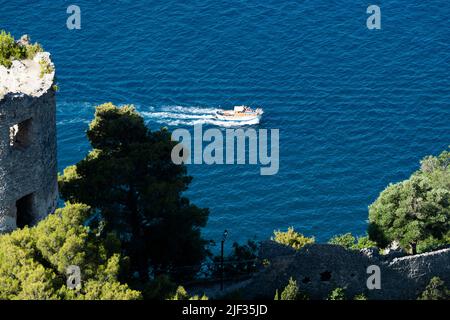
[0,49,57,232]
[239,242,450,300]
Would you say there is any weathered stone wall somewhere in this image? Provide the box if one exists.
[240,242,450,300]
[0,53,57,232]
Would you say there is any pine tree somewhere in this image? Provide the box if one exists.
[59,103,209,281]
[369,149,450,254]
[0,203,140,300]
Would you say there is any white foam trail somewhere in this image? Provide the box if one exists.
[56,103,260,128]
[162,105,218,114]
[141,105,260,127]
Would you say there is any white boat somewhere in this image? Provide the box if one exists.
[215,106,263,122]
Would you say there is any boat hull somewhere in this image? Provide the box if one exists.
[215,114,262,121]
[214,106,263,122]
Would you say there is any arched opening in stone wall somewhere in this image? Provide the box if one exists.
[16,193,35,228]
[9,118,32,149]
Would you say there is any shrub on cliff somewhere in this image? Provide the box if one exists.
[39,57,54,78]
[328,233,377,250]
[0,31,43,68]
[59,103,209,283]
[418,277,449,300]
[328,233,355,249]
[0,203,140,300]
[368,148,450,254]
[272,227,314,250]
[328,287,346,300]
[168,286,208,300]
[353,293,368,300]
[274,277,308,300]
[0,31,25,67]
[280,278,298,300]
[25,42,43,59]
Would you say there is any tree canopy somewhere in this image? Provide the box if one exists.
[0,203,140,300]
[59,103,209,282]
[368,148,450,254]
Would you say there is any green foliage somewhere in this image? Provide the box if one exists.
[0,30,25,67]
[369,148,450,254]
[416,232,450,253]
[141,275,177,300]
[355,236,378,250]
[59,103,209,282]
[168,286,208,300]
[39,57,54,78]
[272,227,315,250]
[275,277,308,300]
[353,293,368,300]
[25,42,43,59]
[328,233,356,249]
[0,31,43,68]
[280,278,299,300]
[418,277,449,300]
[0,203,141,300]
[328,287,346,300]
[328,233,377,250]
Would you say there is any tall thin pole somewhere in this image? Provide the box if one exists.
[220,239,224,291]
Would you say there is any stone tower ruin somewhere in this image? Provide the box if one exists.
[0,48,58,233]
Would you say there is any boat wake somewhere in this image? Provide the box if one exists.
[141,105,260,127]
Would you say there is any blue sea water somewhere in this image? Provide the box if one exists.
[2,0,449,246]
